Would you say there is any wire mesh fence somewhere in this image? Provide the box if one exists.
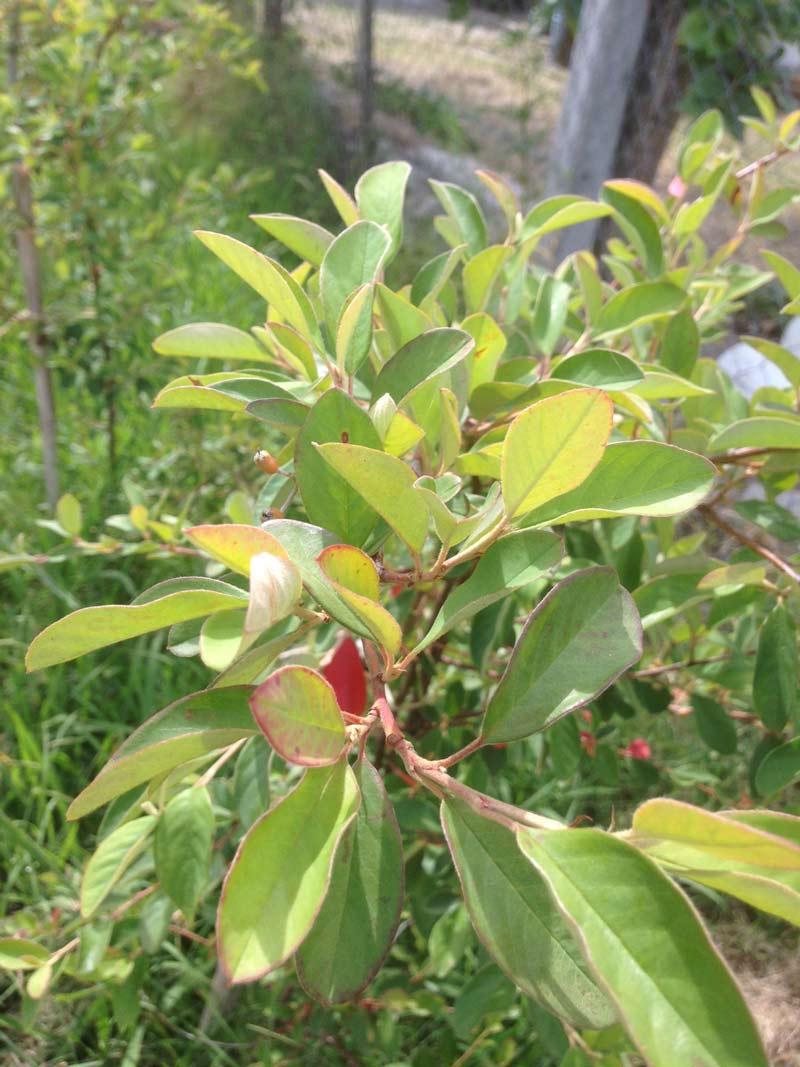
[284,0,800,190]
[290,0,565,201]
[277,0,800,266]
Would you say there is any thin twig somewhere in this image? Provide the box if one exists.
[734,145,790,181]
[630,651,754,678]
[708,446,797,466]
[702,505,800,588]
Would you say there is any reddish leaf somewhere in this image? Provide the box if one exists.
[322,636,368,717]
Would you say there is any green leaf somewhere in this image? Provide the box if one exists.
[753,604,798,731]
[522,442,715,525]
[740,335,800,389]
[517,828,768,1067]
[429,180,488,256]
[708,417,800,452]
[595,283,686,337]
[200,610,246,672]
[692,693,737,754]
[723,809,800,848]
[217,760,359,984]
[413,530,562,655]
[603,179,670,224]
[521,196,612,242]
[371,327,474,407]
[316,444,429,554]
[411,245,467,306]
[554,349,643,391]
[68,688,256,820]
[530,275,571,357]
[246,396,309,432]
[267,322,317,380]
[26,583,249,672]
[194,231,320,343]
[318,168,359,226]
[260,520,377,639]
[81,816,157,918]
[294,390,383,546]
[463,245,513,314]
[186,524,290,576]
[250,214,334,267]
[481,568,642,743]
[211,625,306,688]
[375,282,433,348]
[755,738,800,795]
[232,736,271,830]
[336,283,374,376]
[56,493,82,537]
[0,939,50,971]
[441,798,616,1029]
[633,574,710,630]
[601,183,664,276]
[152,375,296,413]
[762,249,800,301]
[502,390,613,519]
[477,167,520,235]
[320,221,392,333]
[631,368,714,399]
[152,322,270,363]
[463,312,507,393]
[697,562,767,593]
[296,761,404,1004]
[660,310,700,378]
[155,787,214,916]
[355,160,411,259]
[250,666,346,767]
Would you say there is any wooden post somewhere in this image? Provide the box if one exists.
[254,0,283,41]
[548,0,651,257]
[8,4,60,511]
[357,0,375,162]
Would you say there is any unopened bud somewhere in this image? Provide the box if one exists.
[254,449,278,474]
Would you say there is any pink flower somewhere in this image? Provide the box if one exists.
[624,738,652,761]
[580,730,596,758]
[667,175,687,199]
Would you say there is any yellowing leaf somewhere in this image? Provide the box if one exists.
[317,544,379,600]
[502,389,613,519]
[186,524,289,576]
[317,545,402,655]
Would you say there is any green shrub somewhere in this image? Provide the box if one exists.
[8,94,800,1067]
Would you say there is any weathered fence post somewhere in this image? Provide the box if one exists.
[548,0,651,257]
[9,3,60,511]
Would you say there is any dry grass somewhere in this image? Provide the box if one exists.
[714,917,800,1067]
